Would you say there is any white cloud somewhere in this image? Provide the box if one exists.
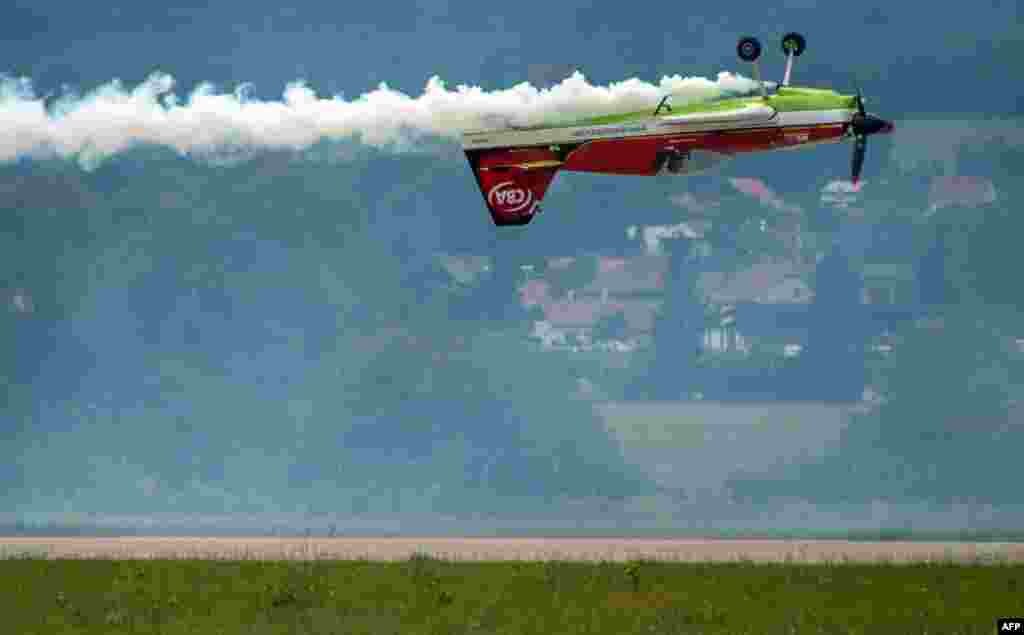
[0,70,766,169]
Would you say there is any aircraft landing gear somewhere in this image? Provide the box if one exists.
[737,36,766,97]
[737,36,762,62]
[781,32,806,57]
[780,32,806,85]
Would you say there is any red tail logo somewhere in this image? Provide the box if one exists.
[487,181,535,215]
[466,148,561,226]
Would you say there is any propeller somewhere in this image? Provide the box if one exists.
[847,85,894,185]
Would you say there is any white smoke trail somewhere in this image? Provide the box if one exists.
[0,70,768,169]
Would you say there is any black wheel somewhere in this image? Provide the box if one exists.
[737,36,761,62]
[737,36,762,62]
[781,32,806,57]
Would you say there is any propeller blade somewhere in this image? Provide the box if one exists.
[853,81,866,116]
[851,135,867,184]
[846,82,893,185]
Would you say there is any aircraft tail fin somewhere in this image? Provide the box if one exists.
[465,148,561,226]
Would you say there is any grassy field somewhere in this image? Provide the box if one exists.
[4,553,1022,634]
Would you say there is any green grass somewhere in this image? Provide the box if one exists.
[437,528,1024,543]
[4,554,1022,634]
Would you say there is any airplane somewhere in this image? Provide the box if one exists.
[462,33,894,226]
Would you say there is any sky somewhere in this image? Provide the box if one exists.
[1,0,1022,535]
[2,0,1020,112]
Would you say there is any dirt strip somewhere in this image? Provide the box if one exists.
[2,537,1022,563]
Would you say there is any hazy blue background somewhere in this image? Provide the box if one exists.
[2,0,1022,535]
